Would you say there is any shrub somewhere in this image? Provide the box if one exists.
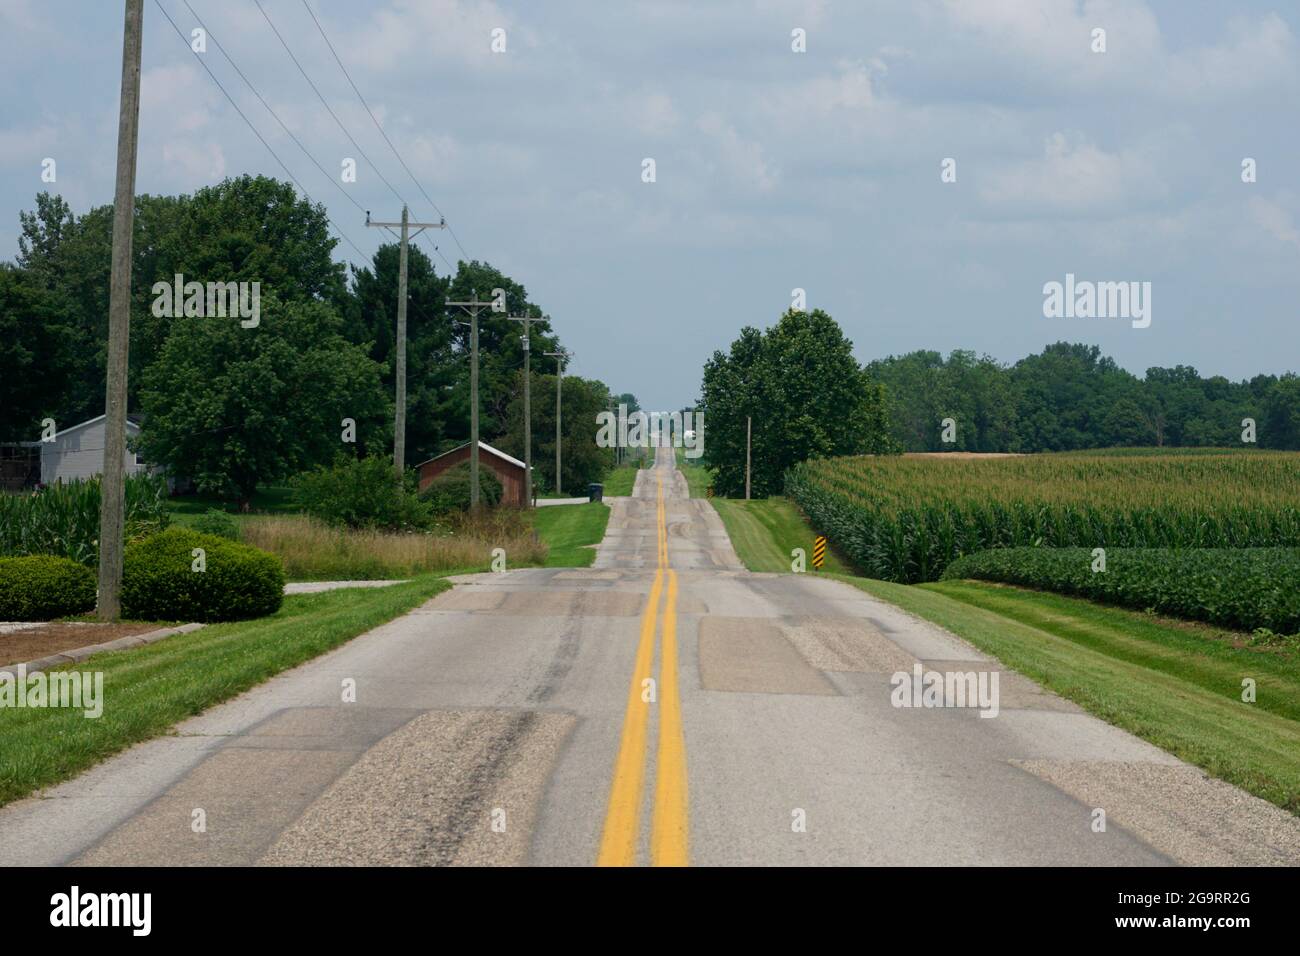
[419,461,502,514]
[0,473,170,565]
[942,546,1300,634]
[121,527,284,622]
[292,455,433,531]
[190,508,240,540]
[0,555,97,620]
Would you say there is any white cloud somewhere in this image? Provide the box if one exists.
[979,131,1165,213]
[695,113,778,193]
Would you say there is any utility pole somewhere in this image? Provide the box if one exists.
[97,0,144,622]
[365,206,445,475]
[745,415,752,500]
[544,349,569,496]
[447,291,500,507]
[507,312,545,506]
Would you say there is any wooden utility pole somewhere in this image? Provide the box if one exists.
[507,313,545,506]
[745,415,752,500]
[544,349,569,496]
[366,206,445,475]
[447,291,499,507]
[96,0,144,622]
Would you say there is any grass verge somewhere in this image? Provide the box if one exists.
[0,576,450,808]
[240,514,546,580]
[833,574,1300,815]
[674,447,714,498]
[710,496,850,574]
[601,464,639,496]
[532,503,611,567]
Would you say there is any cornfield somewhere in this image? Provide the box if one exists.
[786,450,1300,583]
[0,474,170,565]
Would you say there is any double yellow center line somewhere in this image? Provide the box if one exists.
[597,475,688,866]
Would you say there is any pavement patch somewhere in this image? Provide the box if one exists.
[260,709,576,866]
[698,617,837,696]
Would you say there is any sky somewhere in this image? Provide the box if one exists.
[1,0,1298,411]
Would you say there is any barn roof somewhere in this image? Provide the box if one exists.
[415,441,526,471]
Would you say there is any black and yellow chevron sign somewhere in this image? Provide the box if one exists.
[812,535,827,569]
[706,486,714,498]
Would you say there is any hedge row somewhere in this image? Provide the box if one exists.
[941,546,1300,634]
[0,529,285,623]
[0,556,97,620]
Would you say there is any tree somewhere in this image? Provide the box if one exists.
[137,294,390,507]
[345,242,453,465]
[12,178,347,427]
[497,370,614,493]
[701,309,895,498]
[0,264,75,438]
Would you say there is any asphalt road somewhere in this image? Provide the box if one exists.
[2,444,1298,866]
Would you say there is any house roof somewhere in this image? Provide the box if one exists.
[416,440,526,471]
[46,414,143,440]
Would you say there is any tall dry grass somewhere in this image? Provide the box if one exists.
[240,514,546,580]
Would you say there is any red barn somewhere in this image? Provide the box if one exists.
[415,441,529,507]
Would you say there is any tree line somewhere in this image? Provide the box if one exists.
[1,177,623,504]
[699,316,1300,499]
[868,344,1300,452]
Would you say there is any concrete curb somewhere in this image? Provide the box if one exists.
[0,622,206,678]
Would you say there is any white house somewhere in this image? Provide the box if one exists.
[40,414,156,485]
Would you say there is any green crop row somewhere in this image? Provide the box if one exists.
[941,546,1300,635]
[785,451,1300,582]
[0,474,170,565]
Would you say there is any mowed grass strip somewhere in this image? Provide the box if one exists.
[836,575,1300,815]
[533,503,611,567]
[601,465,639,496]
[0,577,449,808]
[710,496,849,574]
[673,448,713,498]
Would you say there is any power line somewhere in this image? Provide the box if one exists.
[152,0,369,263]
[181,0,366,219]
[299,0,473,268]
[253,0,458,278]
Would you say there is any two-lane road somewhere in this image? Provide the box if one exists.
[1,444,1297,866]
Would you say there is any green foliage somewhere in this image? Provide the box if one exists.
[137,293,391,504]
[701,309,896,498]
[942,547,1300,637]
[0,474,169,564]
[786,451,1300,583]
[869,343,1300,452]
[0,263,75,439]
[121,527,284,622]
[190,508,240,540]
[13,180,348,430]
[0,555,96,620]
[292,455,433,530]
[497,370,615,494]
[418,460,503,514]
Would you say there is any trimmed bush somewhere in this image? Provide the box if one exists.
[0,555,97,620]
[292,455,433,531]
[190,508,240,540]
[419,461,502,514]
[942,546,1300,634]
[121,527,284,622]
